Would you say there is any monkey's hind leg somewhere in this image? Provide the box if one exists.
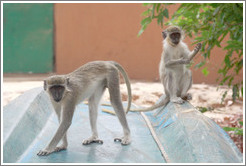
[82,86,106,145]
[180,70,192,101]
[166,73,184,104]
[107,70,131,145]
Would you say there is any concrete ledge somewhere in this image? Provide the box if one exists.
[3,87,53,163]
[3,88,165,163]
[146,95,243,163]
[3,89,243,163]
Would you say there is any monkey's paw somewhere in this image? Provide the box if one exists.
[181,58,190,64]
[171,97,184,104]
[181,93,192,101]
[195,43,202,51]
[37,149,52,156]
[82,138,103,145]
[114,137,131,145]
[54,145,67,152]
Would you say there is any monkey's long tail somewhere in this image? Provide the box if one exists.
[130,96,169,112]
[111,61,132,114]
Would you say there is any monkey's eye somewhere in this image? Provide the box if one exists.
[171,33,180,39]
[49,85,65,93]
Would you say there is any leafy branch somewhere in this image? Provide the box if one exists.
[139,3,243,101]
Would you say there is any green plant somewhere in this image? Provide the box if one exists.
[196,106,213,113]
[223,121,243,136]
[139,3,243,101]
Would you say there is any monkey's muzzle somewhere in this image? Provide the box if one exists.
[173,41,179,45]
[54,98,61,102]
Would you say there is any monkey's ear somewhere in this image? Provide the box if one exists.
[162,31,167,39]
[66,77,70,85]
[43,80,47,90]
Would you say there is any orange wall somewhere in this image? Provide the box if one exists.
[54,3,243,84]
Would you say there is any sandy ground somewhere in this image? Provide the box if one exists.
[2,75,244,152]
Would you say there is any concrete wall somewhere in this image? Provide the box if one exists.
[54,3,242,84]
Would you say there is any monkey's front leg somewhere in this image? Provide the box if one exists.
[51,102,68,152]
[187,43,202,61]
[165,58,187,67]
[179,43,202,65]
[37,122,71,156]
[37,104,75,156]
[54,133,68,152]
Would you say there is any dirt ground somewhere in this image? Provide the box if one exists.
[2,75,244,153]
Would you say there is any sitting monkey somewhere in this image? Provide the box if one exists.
[132,26,201,113]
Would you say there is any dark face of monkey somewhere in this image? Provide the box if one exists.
[170,32,181,45]
[44,76,69,102]
[49,85,65,102]
[162,26,183,46]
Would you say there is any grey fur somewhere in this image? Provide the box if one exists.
[37,61,132,156]
[131,26,201,113]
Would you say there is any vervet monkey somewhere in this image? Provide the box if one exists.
[132,26,201,113]
[37,61,132,156]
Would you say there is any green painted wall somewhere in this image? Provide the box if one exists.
[3,3,53,73]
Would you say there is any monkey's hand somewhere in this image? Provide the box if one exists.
[37,149,53,156]
[54,145,67,152]
[194,43,202,53]
[180,58,190,64]
[187,43,202,61]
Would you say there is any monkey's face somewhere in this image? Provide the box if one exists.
[162,26,183,46]
[49,85,65,102]
[44,76,69,102]
[170,32,181,45]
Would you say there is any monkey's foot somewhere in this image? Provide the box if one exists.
[82,138,103,145]
[171,97,184,104]
[37,149,52,156]
[181,93,192,101]
[54,145,67,152]
[114,137,131,145]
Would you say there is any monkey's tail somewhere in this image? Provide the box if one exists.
[111,61,132,114]
[130,96,169,112]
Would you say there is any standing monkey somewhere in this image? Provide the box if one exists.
[132,26,201,112]
[37,61,132,156]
